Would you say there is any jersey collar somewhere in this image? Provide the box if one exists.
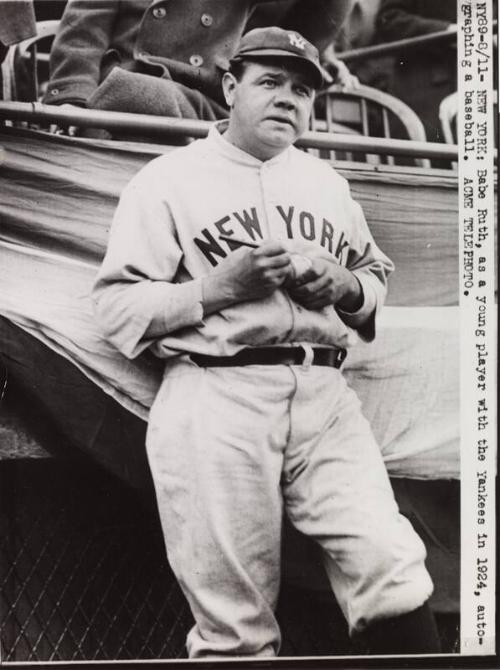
[207,120,293,167]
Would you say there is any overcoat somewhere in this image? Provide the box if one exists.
[0,0,36,49]
[0,0,36,66]
[43,0,353,115]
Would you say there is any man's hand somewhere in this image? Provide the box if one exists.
[50,103,83,136]
[287,258,363,312]
[202,242,292,315]
[321,44,360,90]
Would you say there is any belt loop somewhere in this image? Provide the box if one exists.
[300,343,314,370]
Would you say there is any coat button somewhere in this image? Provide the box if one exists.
[189,54,204,67]
[201,13,213,27]
[50,88,59,95]
[152,6,166,19]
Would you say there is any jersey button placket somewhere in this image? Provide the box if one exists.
[260,164,296,339]
[259,165,273,239]
[264,162,286,242]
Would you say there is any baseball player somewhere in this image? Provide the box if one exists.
[93,27,440,658]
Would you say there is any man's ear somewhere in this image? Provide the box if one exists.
[222,72,237,107]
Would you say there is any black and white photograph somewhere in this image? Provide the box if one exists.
[0,0,496,665]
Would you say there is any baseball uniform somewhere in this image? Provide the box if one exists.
[93,121,433,657]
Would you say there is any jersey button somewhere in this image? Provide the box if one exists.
[200,13,213,27]
[152,6,166,19]
[189,54,204,67]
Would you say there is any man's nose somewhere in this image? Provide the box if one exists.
[274,85,296,109]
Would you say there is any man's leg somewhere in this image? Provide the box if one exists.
[352,603,441,655]
[145,360,295,658]
[282,365,439,654]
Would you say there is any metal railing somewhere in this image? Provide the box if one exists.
[338,27,458,62]
[337,21,497,62]
[0,101,460,163]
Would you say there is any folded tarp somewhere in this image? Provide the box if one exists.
[0,127,460,305]
[0,127,465,479]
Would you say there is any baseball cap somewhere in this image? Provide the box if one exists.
[230,27,327,89]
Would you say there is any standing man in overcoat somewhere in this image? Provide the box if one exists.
[43,0,355,118]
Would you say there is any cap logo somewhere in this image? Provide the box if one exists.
[288,32,306,50]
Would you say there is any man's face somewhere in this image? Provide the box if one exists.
[222,59,315,161]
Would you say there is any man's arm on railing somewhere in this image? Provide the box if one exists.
[376,0,454,42]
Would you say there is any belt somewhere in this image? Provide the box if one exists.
[190,346,347,369]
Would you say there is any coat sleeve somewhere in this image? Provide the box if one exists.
[92,166,204,359]
[0,0,36,48]
[335,179,394,342]
[376,0,452,42]
[43,0,118,106]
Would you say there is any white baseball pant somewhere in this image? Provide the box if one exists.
[146,356,433,658]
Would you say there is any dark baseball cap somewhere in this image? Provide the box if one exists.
[230,27,326,89]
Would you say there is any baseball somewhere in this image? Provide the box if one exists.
[289,253,313,281]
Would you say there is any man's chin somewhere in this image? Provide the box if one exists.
[260,127,297,149]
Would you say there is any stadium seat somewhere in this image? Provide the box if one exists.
[438,91,458,145]
[311,83,431,168]
[1,20,58,102]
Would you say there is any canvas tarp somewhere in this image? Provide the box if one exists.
[0,127,464,479]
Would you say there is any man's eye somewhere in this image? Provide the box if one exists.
[295,86,312,97]
[262,79,277,88]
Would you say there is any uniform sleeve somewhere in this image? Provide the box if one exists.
[376,0,452,42]
[336,182,394,342]
[92,170,204,359]
[42,0,117,106]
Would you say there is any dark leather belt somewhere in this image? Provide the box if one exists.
[190,346,347,369]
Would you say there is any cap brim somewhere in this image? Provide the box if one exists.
[230,49,326,88]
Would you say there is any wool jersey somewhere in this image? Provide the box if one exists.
[92,122,394,360]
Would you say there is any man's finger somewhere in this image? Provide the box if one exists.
[258,252,291,269]
[292,273,330,295]
[254,240,289,256]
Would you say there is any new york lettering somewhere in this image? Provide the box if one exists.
[194,205,350,266]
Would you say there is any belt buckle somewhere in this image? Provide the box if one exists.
[336,348,347,367]
[299,344,314,369]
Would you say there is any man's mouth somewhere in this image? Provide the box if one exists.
[265,116,295,128]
